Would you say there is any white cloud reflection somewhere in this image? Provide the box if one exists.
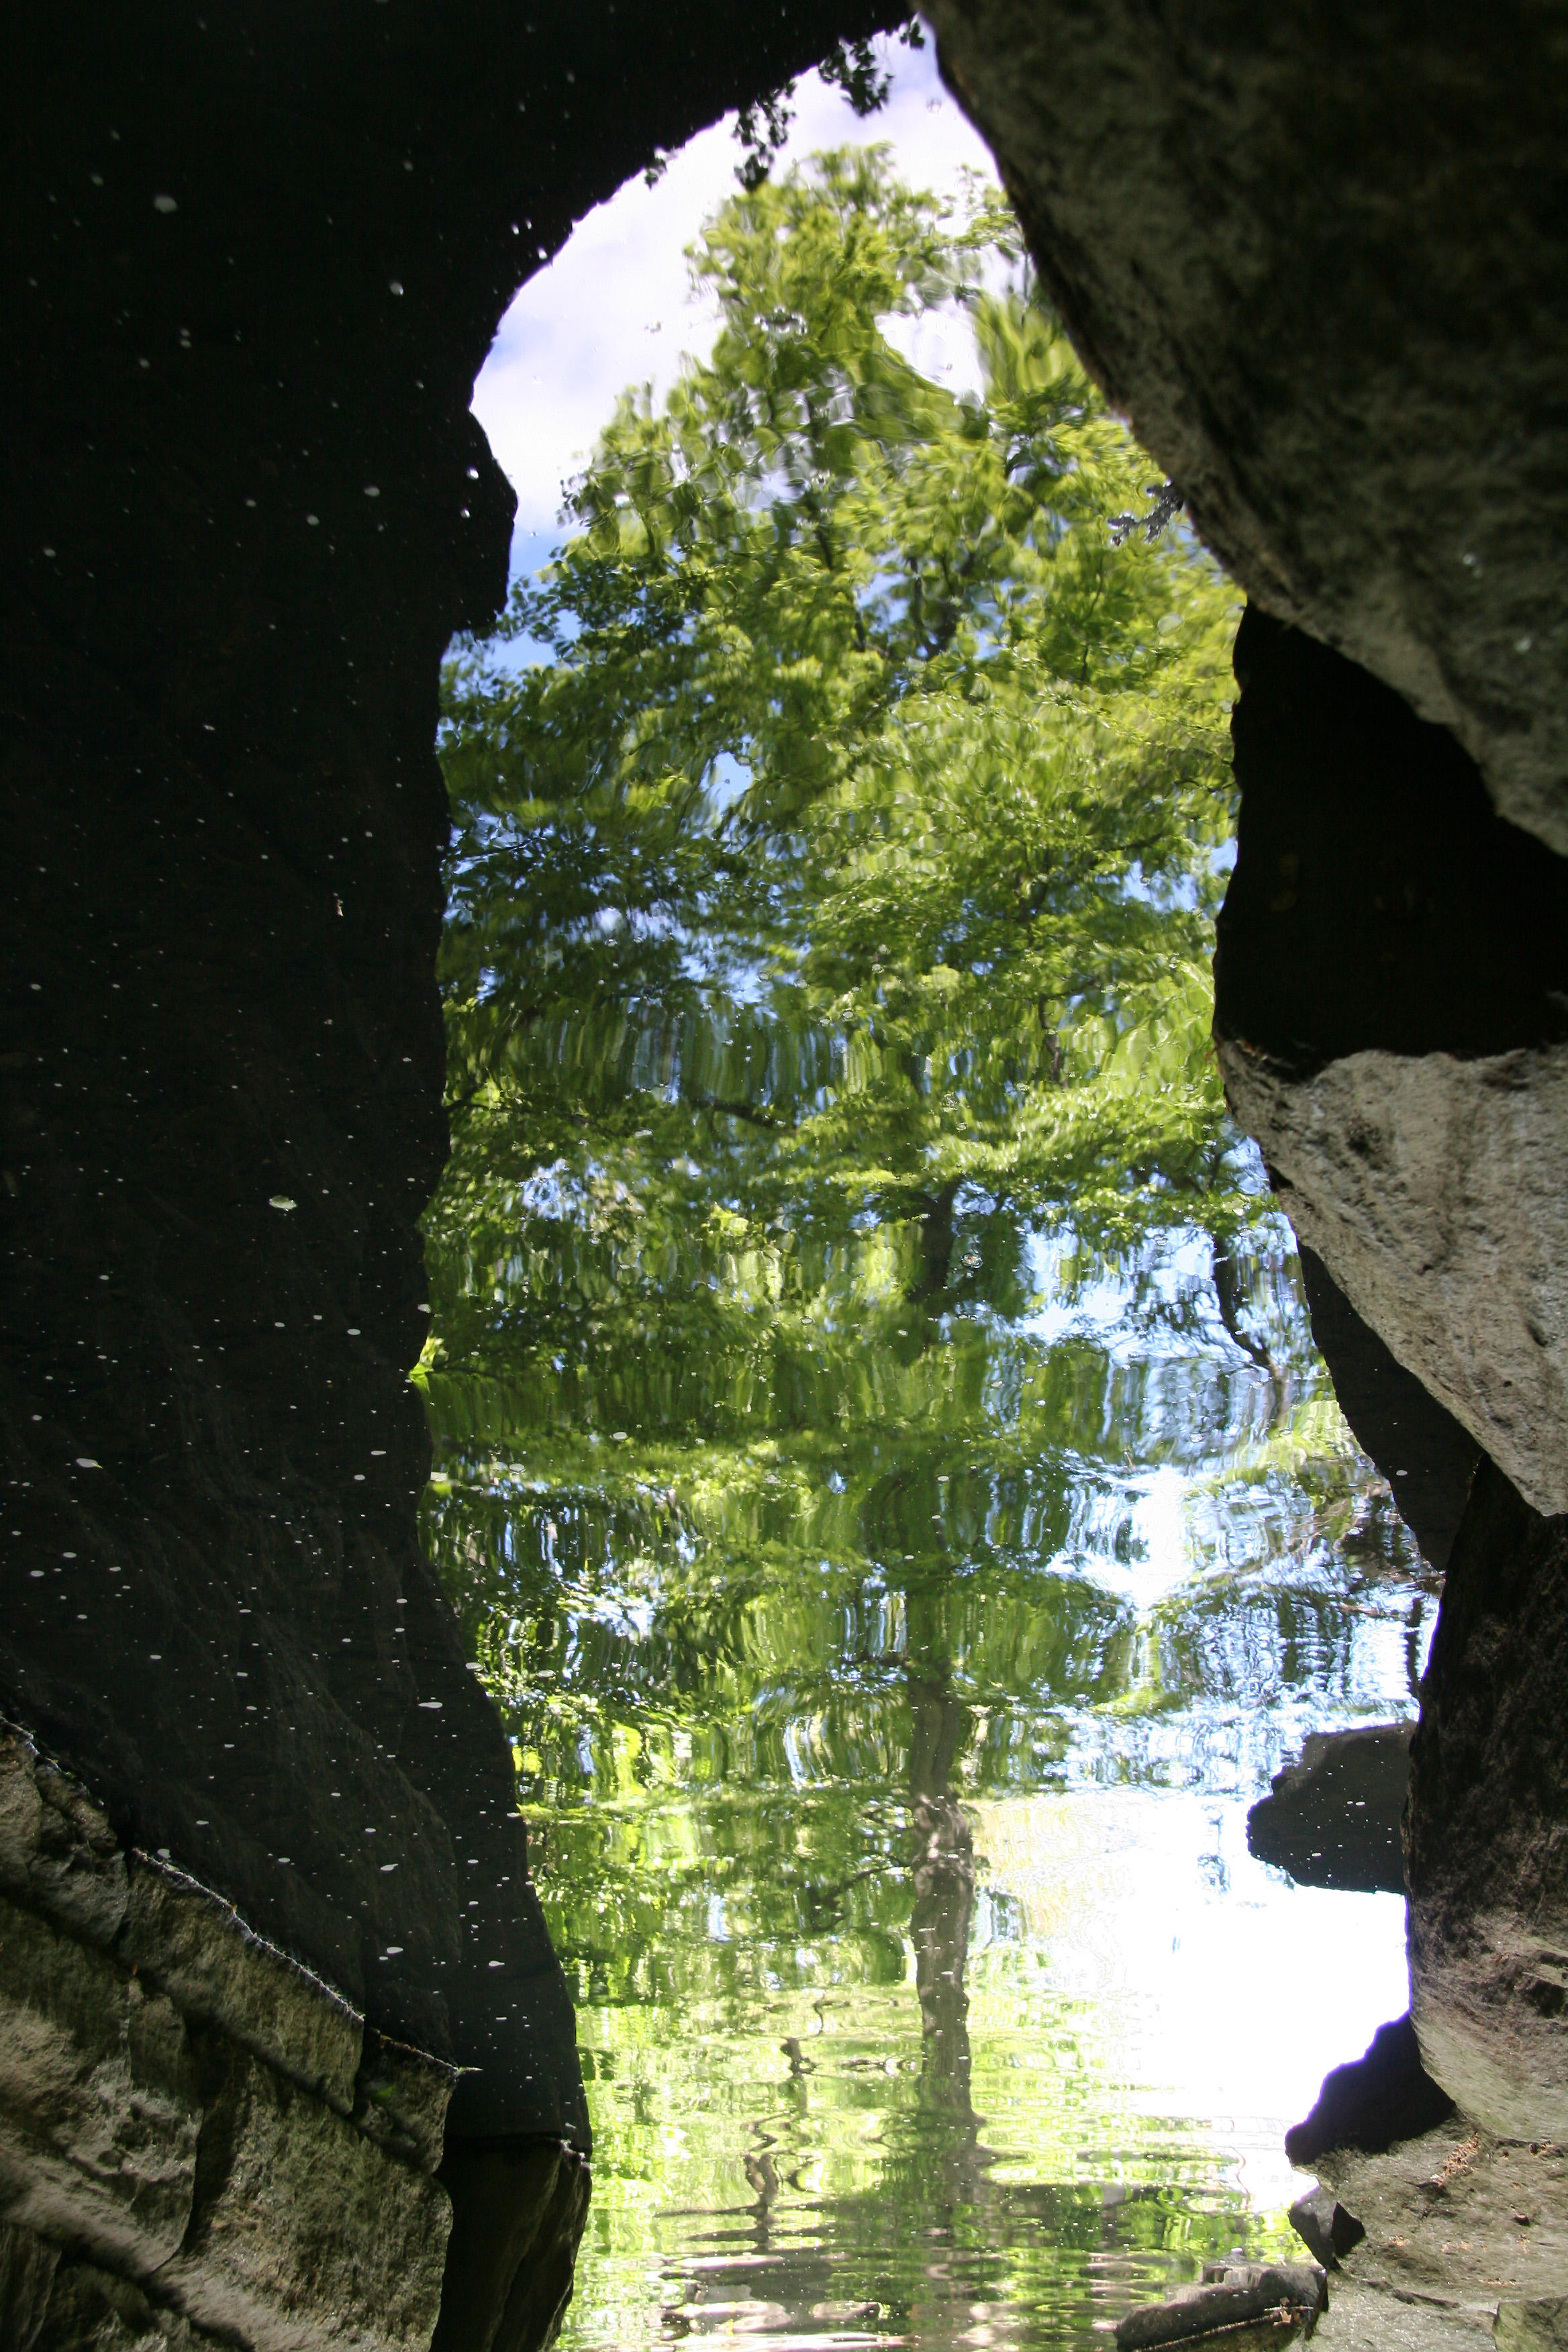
[469,28,1001,565]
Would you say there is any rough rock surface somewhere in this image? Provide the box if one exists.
[1212,609,1568,1520]
[1222,1044,1568,1522]
[3,0,895,2160]
[1115,2259,1326,2348]
[1406,1465,1568,2142]
[0,1722,463,2352]
[1287,2186,1365,2273]
[924,0,1568,856]
[1494,2306,1568,2352]
[1310,2119,1567,2330]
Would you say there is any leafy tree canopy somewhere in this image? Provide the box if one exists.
[436,151,1245,1373]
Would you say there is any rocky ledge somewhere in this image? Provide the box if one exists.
[0,1718,585,2351]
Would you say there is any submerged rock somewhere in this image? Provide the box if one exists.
[1114,2259,1326,2349]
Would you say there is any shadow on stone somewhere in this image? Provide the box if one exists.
[1297,1246,1480,1575]
[1285,2015,1455,2169]
[434,2137,591,2352]
[1286,2182,1365,2270]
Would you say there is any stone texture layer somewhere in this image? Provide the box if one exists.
[1406,1465,1568,2143]
[0,1720,477,2352]
[1222,1040,1568,1521]
[3,0,897,2153]
[924,0,1568,856]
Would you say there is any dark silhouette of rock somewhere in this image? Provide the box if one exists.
[1247,1722,1410,1896]
[1286,2183,1365,2271]
[2,0,893,2171]
[1295,1249,1479,1577]
[432,2140,591,2352]
[1214,610,1568,1521]
[1284,2015,1455,2169]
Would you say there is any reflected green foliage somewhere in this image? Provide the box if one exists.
[422,155,1433,2351]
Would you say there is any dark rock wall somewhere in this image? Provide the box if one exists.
[3,0,896,2154]
[1408,1461,1568,2140]
[923,0,1568,857]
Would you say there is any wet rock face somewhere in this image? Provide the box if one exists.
[1214,609,1568,1521]
[1407,1463,1568,2141]
[3,0,893,2164]
[923,0,1568,856]
[0,1723,454,2351]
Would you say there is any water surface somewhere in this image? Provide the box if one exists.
[422,1198,1430,2348]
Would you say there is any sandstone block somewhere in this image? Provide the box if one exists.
[1496,2303,1568,2351]
[0,1724,127,1949]
[351,2026,457,2175]
[29,2253,222,2350]
[166,2048,450,2352]
[0,1893,199,2274]
[119,1855,362,2116]
[1219,1038,1568,1520]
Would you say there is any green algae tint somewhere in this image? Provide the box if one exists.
[421,154,1433,2347]
[420,1217,1428,2347]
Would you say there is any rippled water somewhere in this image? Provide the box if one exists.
[422,173,1433,2337]
[423,1206,1432,2348]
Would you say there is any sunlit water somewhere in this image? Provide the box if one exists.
[423,1207,1432,2349]
[426,132,1432,2338]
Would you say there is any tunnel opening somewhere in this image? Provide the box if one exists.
[7,5,1568,2347]
[413,52,1441,2347]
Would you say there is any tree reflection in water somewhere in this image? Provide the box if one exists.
[419,154,1434,2350]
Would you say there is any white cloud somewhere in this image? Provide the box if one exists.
[470,29,1001,559]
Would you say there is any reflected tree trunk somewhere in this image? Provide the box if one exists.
[905,1651,978,2134]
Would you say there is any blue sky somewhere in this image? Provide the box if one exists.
[470,27,1001,580]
